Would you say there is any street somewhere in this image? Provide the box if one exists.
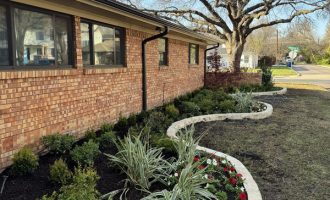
[275,64,330,90]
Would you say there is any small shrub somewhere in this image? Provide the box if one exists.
[196,98,214,114]
[232,92,254,113]
[146,111,172,133]
[113,116,129,137]
[100,123,113,134]
[218,99,236,113]
[213,89,231,102]
[260,65,273,89]
[42,167,100,200]
[49,159,72,185]
[179,101,200,116]
[98,131,116,149]
[136,111,150,124]
[70,140,100,167]
[127,114,137,126]
[85,128,97,141]
[164,104,180,120]
[106,134,170,191]
[150,134,176,156]
[11,147,38,176]
[41,133,75,155]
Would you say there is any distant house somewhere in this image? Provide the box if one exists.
[207,44,259,70]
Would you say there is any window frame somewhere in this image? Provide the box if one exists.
[80,19,126,68]
[158,37,168,66]
[189,43,199,65]
[0,1,74,70]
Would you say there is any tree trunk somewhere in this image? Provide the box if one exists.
[225,40,245,73]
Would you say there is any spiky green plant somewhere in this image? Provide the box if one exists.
[105,132,172,192]
[142,162,217,200]
[232,91,255,113]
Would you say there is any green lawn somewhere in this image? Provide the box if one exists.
[248,66,298,77]
[195,88,330,200]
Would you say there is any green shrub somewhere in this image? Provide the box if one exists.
[11,147,38,176]
[164,104,180,120]
[218,99,236,113]
[150,134,176,156]
[146,111,172,133]
[98,131,116,149]
[84,129,97,141]
[49,159,72,185]
[179,101,200,116]
[260,65,273,89]
[196,98,214,114]
[127,114,137,126]
[100,123,113,134]
[136,111,150,124]
[113,116,129,137]
[232,92,254,113]
[41,133,75,155]
[42,167,100,200]
[70,140,100,167]
[213,89,231,102]
[106,134,170,191]
[215,191,228,200]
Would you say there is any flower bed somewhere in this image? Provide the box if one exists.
[0,88,266,200]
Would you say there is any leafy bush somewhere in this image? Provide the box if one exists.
[98,131,116,149]
[146,111,172,133]
[164,104,180,120]
[216,191,228,200]
[11,147,38,176]
[100,123,113,134]
[42,167,100,200]
[196,98,214,114]
[213,89,231,102]
[49,159,72,185]
[127,114,137,126]
[260,65,273,89]
[41,133,75,155]
[106,134,170,191]
[218,99,236,113]
[179,101,200,116]
[113,116,129,137]
[150,134,176,156]
[232,92,254,113]
[70,140,100,167]
[85,129,97,141]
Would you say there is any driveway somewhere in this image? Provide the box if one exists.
[274,64,330,90]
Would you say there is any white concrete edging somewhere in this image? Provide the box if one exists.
[250,87,287,97]
[166,102,273,200]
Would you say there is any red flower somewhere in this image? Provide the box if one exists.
[193,156,199,162]
[223,166,227,172]
[230,167,235,172]
[236,173,242,178]
[239,192,247,200]
[198,165,206,170]
[229,177,237,186]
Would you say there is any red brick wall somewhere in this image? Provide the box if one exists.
[205,72,262,89]
[0,16,205,170]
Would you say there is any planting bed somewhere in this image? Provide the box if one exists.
[0,88,266,200]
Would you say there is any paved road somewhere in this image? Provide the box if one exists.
[275,64,330,90]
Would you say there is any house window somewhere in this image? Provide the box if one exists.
[36,31,44,40]
[0,6,9,66]
[158,38,168,66]
[244,55,249,63]
[189,43,199,65]
[81,21,125,66]
[0,3,72,69]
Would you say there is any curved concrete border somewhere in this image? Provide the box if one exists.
[250,87,287,97]
[167,102,272,200]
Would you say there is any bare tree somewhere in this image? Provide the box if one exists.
[123,0,329,72]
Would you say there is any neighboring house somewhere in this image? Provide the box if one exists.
[0,0,218,170]
[207,44,259,70]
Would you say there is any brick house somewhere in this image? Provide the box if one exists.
[0,0,218,171]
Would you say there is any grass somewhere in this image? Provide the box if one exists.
[248,66,298,77]
[194,88,330,200]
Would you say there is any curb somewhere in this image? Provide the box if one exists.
[250,87,287,97]
[166,102,273,200]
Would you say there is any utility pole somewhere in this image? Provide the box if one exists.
[277,29,279,63]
